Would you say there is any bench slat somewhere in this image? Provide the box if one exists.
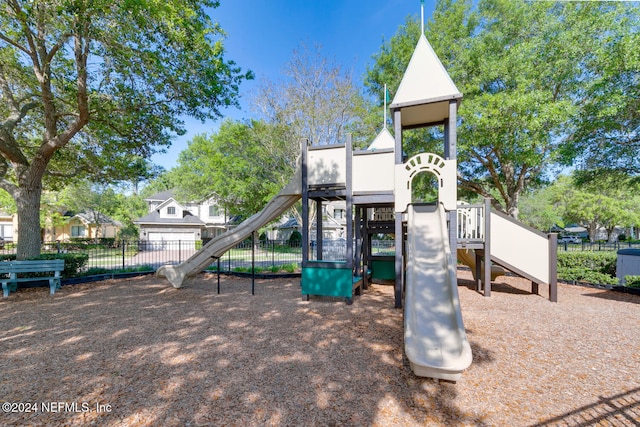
[0,267,62,273]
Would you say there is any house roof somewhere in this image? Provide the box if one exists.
[145,189,220,205]
[134,210,205,226]
[145,189,175,202]
[136,192,208,226]
[273,217,299,229]
[71,210,122,226]
[564,225,588,234]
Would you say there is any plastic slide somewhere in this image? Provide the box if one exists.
[404,204,472,381]
[157,167,302,288]
[456,248,505,282]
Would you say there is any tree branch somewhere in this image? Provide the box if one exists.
[6,0,42,75]
[45,33,72,64]
[0,31,31,56]
[0,160,19,196]
[1,101,39,133]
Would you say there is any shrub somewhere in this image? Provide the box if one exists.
[288,230,302,246]
[558,267,618,285]
[625,275,640,288]
[0,254,15,262]
[36,253,89,277]
[281,263,298,273]
[557,252,618,285]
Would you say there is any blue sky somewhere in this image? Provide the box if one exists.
[152,0,433,170]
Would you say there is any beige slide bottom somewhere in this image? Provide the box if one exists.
[404,204,472,381]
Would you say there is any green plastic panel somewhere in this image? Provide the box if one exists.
[302,266,353,298]
[371,259,395,280]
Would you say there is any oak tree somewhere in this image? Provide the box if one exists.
[0,0,251,258]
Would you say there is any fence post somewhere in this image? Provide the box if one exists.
[122,239,126,270]
[217,258,221,294]
[251,231,256,295]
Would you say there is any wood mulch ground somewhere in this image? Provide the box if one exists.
[1,269,639,426]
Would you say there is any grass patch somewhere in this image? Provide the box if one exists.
[207,263,300,275]
[82,265,154,277]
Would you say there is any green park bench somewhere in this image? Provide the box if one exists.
[1,259,65,298]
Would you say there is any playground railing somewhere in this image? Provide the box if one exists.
[457,202,486,243]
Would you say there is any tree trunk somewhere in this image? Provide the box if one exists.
[15,185,43,260]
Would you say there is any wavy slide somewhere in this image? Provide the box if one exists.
[405,204,472,381]
[157,168,302,288]
[457,248,505,282]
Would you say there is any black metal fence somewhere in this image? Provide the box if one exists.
[0,239,303,275]
[16,237,635,276]
[557,241,640,252]
[0,238,399,276]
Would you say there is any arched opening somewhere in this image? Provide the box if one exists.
[396,152,455,213]
[410,171,440,205]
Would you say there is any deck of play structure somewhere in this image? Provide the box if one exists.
[158,29,557,382]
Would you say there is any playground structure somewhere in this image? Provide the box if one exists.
[157,33,557,381]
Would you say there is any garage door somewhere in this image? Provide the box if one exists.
[147,232,197,250]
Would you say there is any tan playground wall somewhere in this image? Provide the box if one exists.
[490,211,550,285]
[307,146,346,187]
[352,150,395,193]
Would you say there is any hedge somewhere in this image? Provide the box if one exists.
[557,252,618,285]
[625,275,640,288]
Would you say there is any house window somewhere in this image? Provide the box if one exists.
[334,209,345,220]
[71,225,86,237]
[0,224,12,239]
[167,206,176,216]
[209,205,220,217]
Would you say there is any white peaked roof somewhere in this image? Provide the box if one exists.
[367,127,395,150]
[390,35,462,127]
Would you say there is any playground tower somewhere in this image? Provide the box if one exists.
[390,33,461,308]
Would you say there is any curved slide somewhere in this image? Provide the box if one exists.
[457,248,505,282]
[405,204,472,381]
[157,167,302,288]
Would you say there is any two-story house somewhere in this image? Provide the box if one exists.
[134,190,229,247]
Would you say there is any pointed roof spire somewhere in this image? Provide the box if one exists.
[367,127,395,151]
[390,34,462,127]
